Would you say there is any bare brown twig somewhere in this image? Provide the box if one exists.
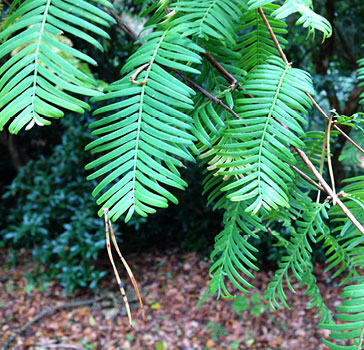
[258,7,289,65]
[288,164,324,192]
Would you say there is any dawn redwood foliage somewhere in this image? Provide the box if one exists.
[0,0,363,348]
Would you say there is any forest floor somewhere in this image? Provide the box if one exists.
[0,247,341,350]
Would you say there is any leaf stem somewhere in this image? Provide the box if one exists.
[30,0,52,127]
[201,48,238,89]
[288,164,324,192]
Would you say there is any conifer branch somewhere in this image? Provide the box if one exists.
[258,7,364,157]
[258,6,364,234]
[108,9,241,120]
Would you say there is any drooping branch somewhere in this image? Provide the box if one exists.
[258,6,364,233]
[110,6,363,234]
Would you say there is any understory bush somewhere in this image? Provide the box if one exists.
[0,114,111,290]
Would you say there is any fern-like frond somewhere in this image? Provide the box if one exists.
[340,131,364,167]
[237,4,288,72]
[138,0,173,29]
[192,94,227,149]
[171,0,242,45]
[248,0,332,40]
[326,176,364,285]
[330,176,364,238]
[86,29,203,222]
[0,0,115,133]
[266,131,325,224]
[209,200,265,298]
[320,234,360,286]
[264,202,330,310]
[319,278,364,350]
[217,56,314,215]
[299,267,333,323]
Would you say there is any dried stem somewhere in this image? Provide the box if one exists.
[108,217,146,322]
[103,209,133,328]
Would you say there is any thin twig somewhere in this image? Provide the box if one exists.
[295,147,364,235]
[108,9,140,42]
[2,297,109,349]
[306,92,364,156]
[316,113,330,203]
[201,48,238,89]
[258,7,289,65]
[288,164,324,192]
[172,69,241,119]
[326,114,337,204]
